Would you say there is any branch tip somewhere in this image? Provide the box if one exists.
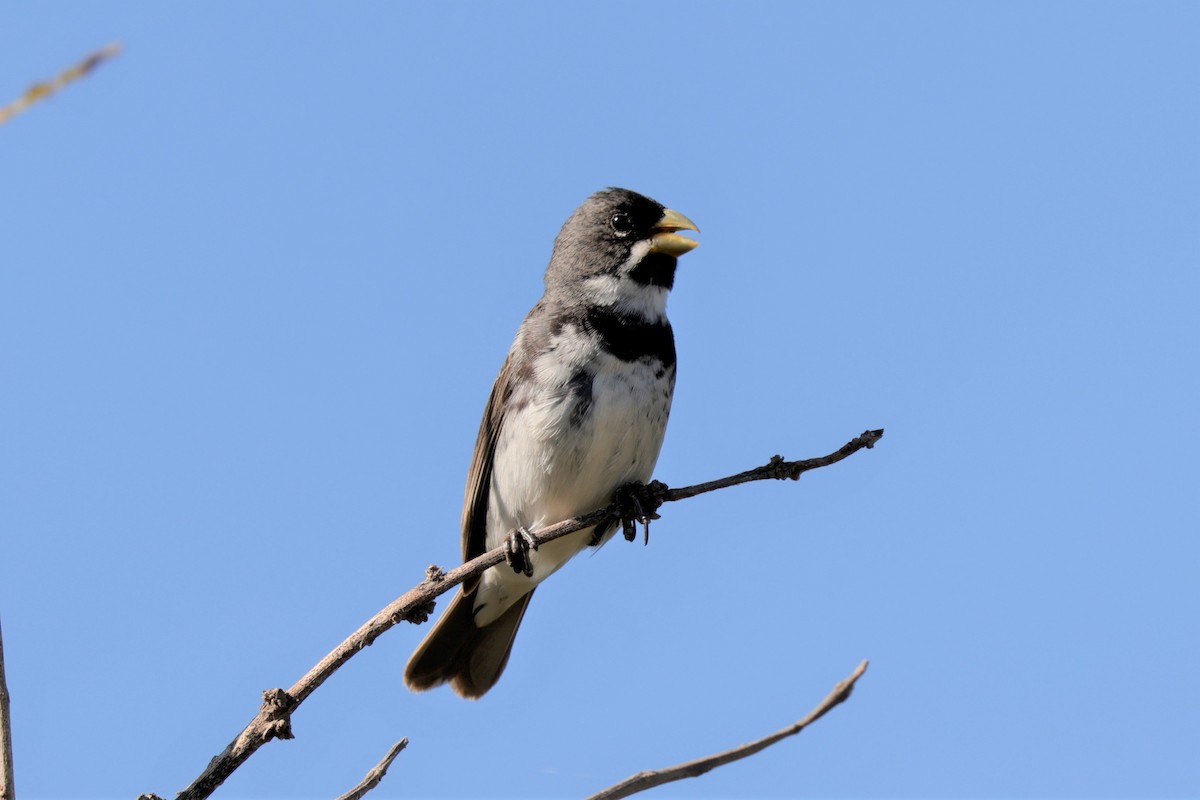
[334,737,410,800]
[1,41,123,126]
[585,659,872,800]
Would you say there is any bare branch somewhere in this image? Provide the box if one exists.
[0,618,14,800]
[586,660,870,800]
[0,43,122,126]
[334,738,408,800]
[662,428,884,500]
[161,429,883,799]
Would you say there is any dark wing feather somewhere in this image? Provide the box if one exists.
[460,353,517,591]
[405,351,526,697]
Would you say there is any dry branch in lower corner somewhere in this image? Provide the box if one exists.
[586,660,870,800]
[335,738,409,800]
[143,428,883,799]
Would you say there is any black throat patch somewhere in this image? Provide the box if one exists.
[627,252,677,289]
[582,307,676,366]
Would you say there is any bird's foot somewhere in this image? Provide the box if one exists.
[613,480,668,545]
[504,527,539,577]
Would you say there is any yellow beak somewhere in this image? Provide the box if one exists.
[649,208,700,256]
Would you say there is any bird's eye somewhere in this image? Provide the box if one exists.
[610,213,634,235]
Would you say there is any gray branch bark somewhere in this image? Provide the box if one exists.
[334,739,408,800]
[0,617,14,800]
[150,428,884,799]
[586,660,870,800]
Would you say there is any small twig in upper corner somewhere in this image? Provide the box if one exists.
[0,42,122,126]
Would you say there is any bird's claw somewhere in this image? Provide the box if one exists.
[504,527,538,577]
[613,480,666,545]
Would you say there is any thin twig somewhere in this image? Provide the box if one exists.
[0,618,14,800]
[586,660,870,800]
[662,429,885,500]
[0,43,122,126]
[161,429,883,800]
[334,738,408,800]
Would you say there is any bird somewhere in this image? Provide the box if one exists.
[404,187,699,698]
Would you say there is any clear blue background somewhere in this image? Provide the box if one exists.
[3,3,1197,798]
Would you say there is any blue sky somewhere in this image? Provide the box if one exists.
[2,3,1197,798]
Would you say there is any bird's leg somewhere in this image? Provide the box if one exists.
[612,480,667,545]
[504,527,539,577]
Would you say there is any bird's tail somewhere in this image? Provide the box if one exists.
[404,587,534,699]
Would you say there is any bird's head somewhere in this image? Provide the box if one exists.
[546,188,699,310]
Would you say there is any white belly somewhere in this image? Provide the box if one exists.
[474,353,674,625]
